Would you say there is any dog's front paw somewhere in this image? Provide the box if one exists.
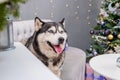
[56,70,61,78]
[50,67,61,78]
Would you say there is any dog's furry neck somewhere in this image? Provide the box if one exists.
[25,32,64,67]
[32,40,64,67]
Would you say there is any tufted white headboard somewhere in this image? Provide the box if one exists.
[13,19,52,42]
[13,20,34,42]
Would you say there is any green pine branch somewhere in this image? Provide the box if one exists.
[0,0,27,31]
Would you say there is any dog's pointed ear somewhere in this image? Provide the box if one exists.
[35,17,44,31]
[60,18,65,27]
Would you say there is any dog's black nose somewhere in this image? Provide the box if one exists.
[58,37,64,44]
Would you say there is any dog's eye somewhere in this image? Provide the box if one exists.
[48,30,54,33]
[60,31,64,34]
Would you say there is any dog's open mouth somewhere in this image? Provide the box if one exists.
[47,41,63,54]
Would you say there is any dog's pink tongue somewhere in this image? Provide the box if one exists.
[54,45,62,54]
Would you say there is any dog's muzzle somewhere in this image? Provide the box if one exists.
[58,37,64,44]
[47,37,65,54]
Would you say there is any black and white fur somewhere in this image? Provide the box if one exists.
[25,17,68,77]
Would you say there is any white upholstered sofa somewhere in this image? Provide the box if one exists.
[13,20,86,80]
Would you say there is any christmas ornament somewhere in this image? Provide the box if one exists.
[93,49,97,56]
[93,51,97,56]
[90,30,94,34]
[108,2,117,12]
[117,34,120,39]
[108,34,114,40]
[115,3,120,8]
[89,47,93,52]
[101,21,106,26]
[99,8,109,17]
[114,45,120,53]
[96,19,100,24]
[105,29,110,35]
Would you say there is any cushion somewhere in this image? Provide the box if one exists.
[61,47,86,80]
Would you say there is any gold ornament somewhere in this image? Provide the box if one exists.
[118,34,120,39]
[108,34,113,40]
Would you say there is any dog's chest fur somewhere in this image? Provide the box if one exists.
[28,42,65,67]
[25,40,65,77]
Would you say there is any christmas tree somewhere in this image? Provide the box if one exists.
[87,0,120,61]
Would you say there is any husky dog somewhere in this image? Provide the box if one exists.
[25,17,68,77]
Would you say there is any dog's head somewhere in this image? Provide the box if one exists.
[34,17,68,55]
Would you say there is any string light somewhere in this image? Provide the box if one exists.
[50,12,54,18]
[47,0,93,22]
[89,0,92,2]
[52,5,55,8]
[86,16,90,20]
[64,0,70,18]
[88,22,91,24]
[50,0,54,18]
[89,4,92,7]
[101,1,104,4]
[34,12,37,16]
[34,4,38,16]
[74,0,80,20]
[76,5,79,9]
[65,4,69,7]
[87,0,93,25]
[50,0,53,3]
[75,11,78,15]
[76,16,80,20]
[88,9,91,12]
